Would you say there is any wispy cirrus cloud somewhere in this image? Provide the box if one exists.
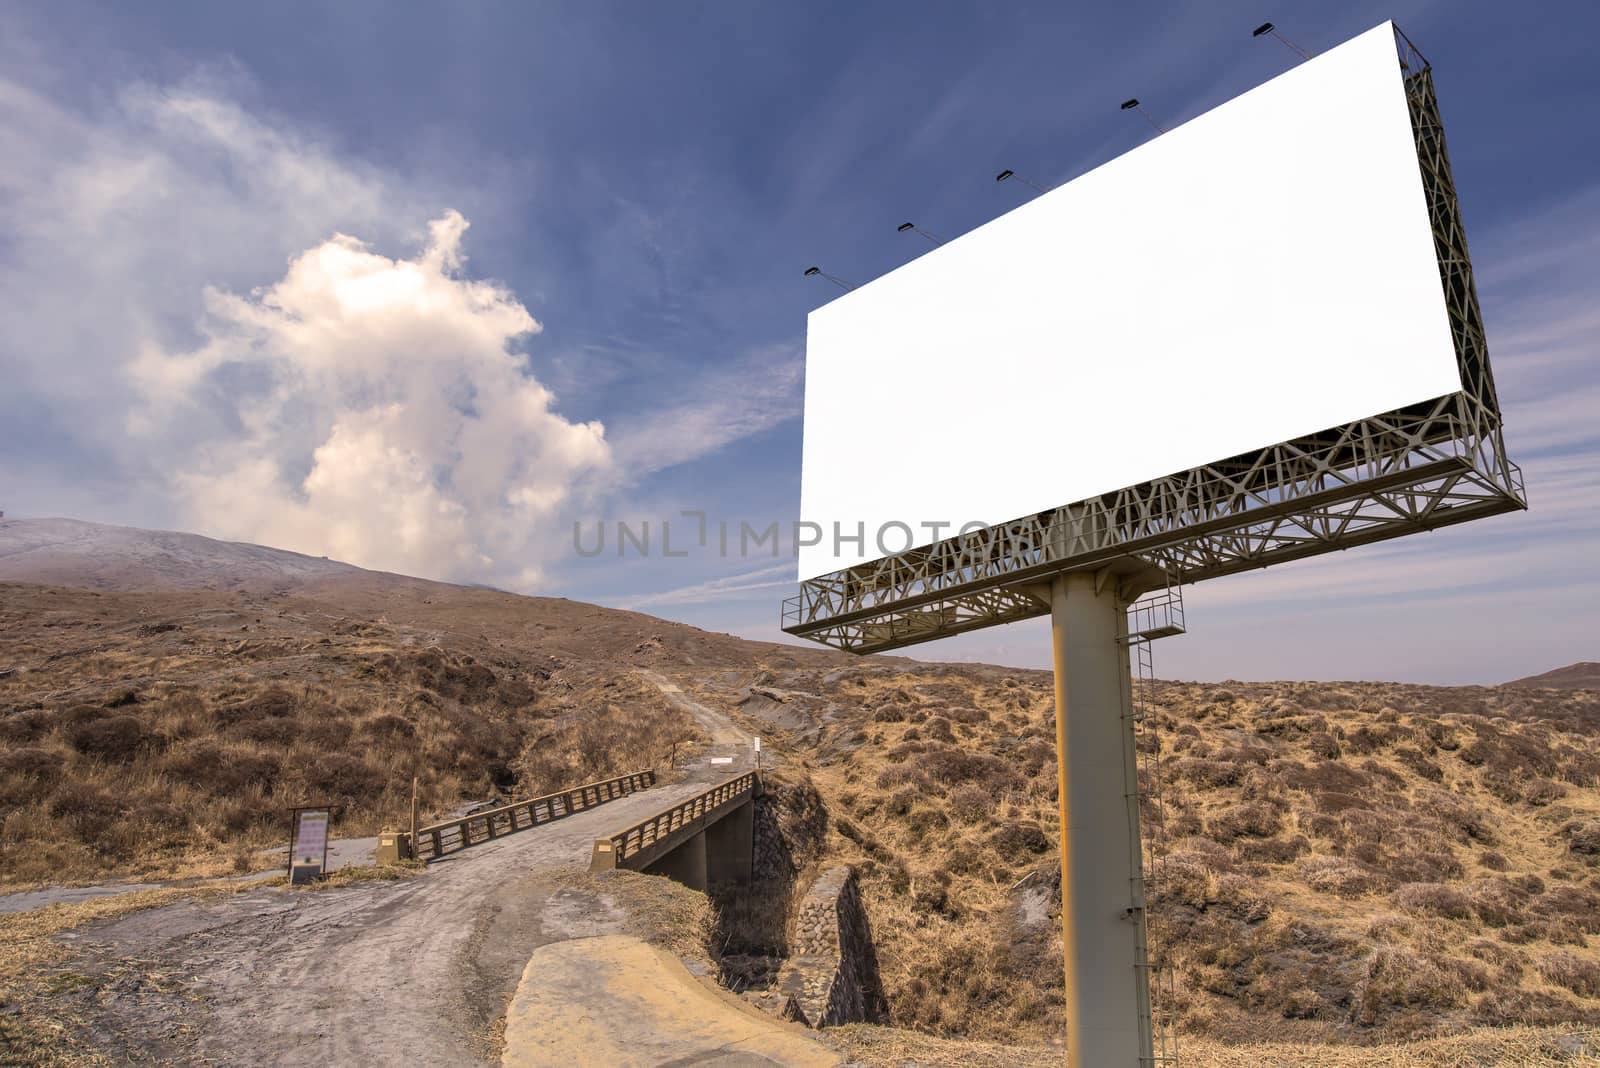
[607,344,804,479]
[614,562,798,610]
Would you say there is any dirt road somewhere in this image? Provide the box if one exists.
[52,688,757,1067]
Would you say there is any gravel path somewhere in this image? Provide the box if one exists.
[54,678,755,1067]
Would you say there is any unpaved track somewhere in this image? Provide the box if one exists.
[55,692,756,1067]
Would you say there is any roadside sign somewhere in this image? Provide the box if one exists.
[709,756,733,765]
[289,806,332,885]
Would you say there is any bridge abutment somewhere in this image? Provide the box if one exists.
[645,826,708,892]
[706,798,754,887]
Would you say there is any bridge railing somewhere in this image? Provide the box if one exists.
[404,769,657,862]
[591,770,758,871]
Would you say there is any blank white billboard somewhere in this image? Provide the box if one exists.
[798,21,1461,581]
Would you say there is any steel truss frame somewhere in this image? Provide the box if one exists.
[782,26,1525,655]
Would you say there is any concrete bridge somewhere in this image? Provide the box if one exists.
[588,770,759,892]
[40,673,838,1066]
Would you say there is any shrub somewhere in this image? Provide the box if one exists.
[303,753,388,801]
[217,688,297,724]
[1213,873,1270,922]
[66,715,148,761]
[1296,811,1343,841]
[1170,758,1239,788]
[0,709,52,743]
[0,747,64,781]
[59,704,109,727]
[1150,857,1212,910]
[875,764,927,791]
[1349,947,1467,1026]
[362,713,416,740]
[0,746,66,806]
[1234,835,1308,864]
[1391,882,1472,920]
[1465,878,1528,927]
[1393,746,1443,782]
[1306,733,1341,760]
[1472,988,1586,1025]
[1415,789,1493,843]
[1531,885,1600,933]
[1465,938,1525,981]
[1522,778,1568,805]
[948,784,991,824]
[1385,851,1463,884]
[1562,820,1600,856]
[989,821,1051,861]
[1281,760,1369,794]
[231,717,302,745]
[46,782,124,824]
[1314,791,1371,814]
[1538,952,1600,998]
[1208,802,1282,841]
[884,787,918,817]
[1300,856,1379,896]
[164,744,281,794]
[920,747,1022,791]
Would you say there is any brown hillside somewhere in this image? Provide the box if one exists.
[675,662,1600,1046]
[4,518,1600,1054]
[1508,663,1600,691]
[0,577,846,887]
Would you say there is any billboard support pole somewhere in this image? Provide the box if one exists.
[1049,570,1153,1067]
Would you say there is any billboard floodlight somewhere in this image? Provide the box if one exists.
[784,21,1524,1068]
[996,168,1048,195]
[896,222,944,246]
[1120,97,1167,133]
[802,265,853,292]
[1254,20,1312,60]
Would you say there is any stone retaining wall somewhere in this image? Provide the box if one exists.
[774,866,887,1027]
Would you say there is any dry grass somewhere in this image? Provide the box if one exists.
[682,665,1600,1048]
[826,1023,1600,1067]
[10,576,1600,1058]
[0,584,707,889]
[542,867,717,965]
[0,880,276,1066]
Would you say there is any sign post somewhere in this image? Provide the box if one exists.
[289,806,332,885]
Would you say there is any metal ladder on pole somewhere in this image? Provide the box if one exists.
[1125,576,1184,1066]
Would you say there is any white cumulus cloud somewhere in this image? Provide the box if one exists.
[130,212,612,587]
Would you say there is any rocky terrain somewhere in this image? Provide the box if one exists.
[2,516,1598,1065]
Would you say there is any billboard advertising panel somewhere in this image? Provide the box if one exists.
[798,21,1462,581]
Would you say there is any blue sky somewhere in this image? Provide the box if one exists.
[1,1,1595,684]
